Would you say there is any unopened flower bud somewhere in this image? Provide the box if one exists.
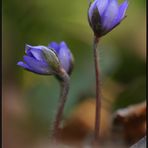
[88,0,128,37]
[17,42,74,76]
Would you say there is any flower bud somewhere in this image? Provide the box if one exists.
[88,0,128,37]
[17,42,74,76]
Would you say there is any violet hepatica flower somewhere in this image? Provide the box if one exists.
[17,42,74,76]
[88,0,128,37]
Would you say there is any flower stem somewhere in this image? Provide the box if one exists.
[51,68,70,142]
[93,36,101,144]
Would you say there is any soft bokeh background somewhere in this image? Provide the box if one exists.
[2,0,146,148]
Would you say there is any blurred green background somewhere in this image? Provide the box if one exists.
[2,0,146,147]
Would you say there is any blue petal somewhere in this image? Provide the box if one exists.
[102,0,119,30]
[118,0,128,20]
[25,45,49,62]
[111,0,128,27]
[17,61,40,73]
[31,49,47,63]
[48,42,60,53]
[17,61,31,70]
[29,48,45,62]
[56,42,72,72]
[96,0,109,16]
[23,55,53,75]
[59,41,69,49]
[58,47,71,73]
[25,44,42,54]
[25,45,45,58]
[25,44,34,57]
[88,0,97,21]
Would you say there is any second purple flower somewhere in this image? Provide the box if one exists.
[88,0,128,37]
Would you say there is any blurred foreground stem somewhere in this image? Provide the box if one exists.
[93,36,101,144]
[51,68,70,142]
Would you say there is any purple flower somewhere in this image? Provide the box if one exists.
[88,0,128,37]
[17,42,74,75]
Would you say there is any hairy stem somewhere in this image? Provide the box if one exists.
[51,69,70,142]
[93,36,101,144]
